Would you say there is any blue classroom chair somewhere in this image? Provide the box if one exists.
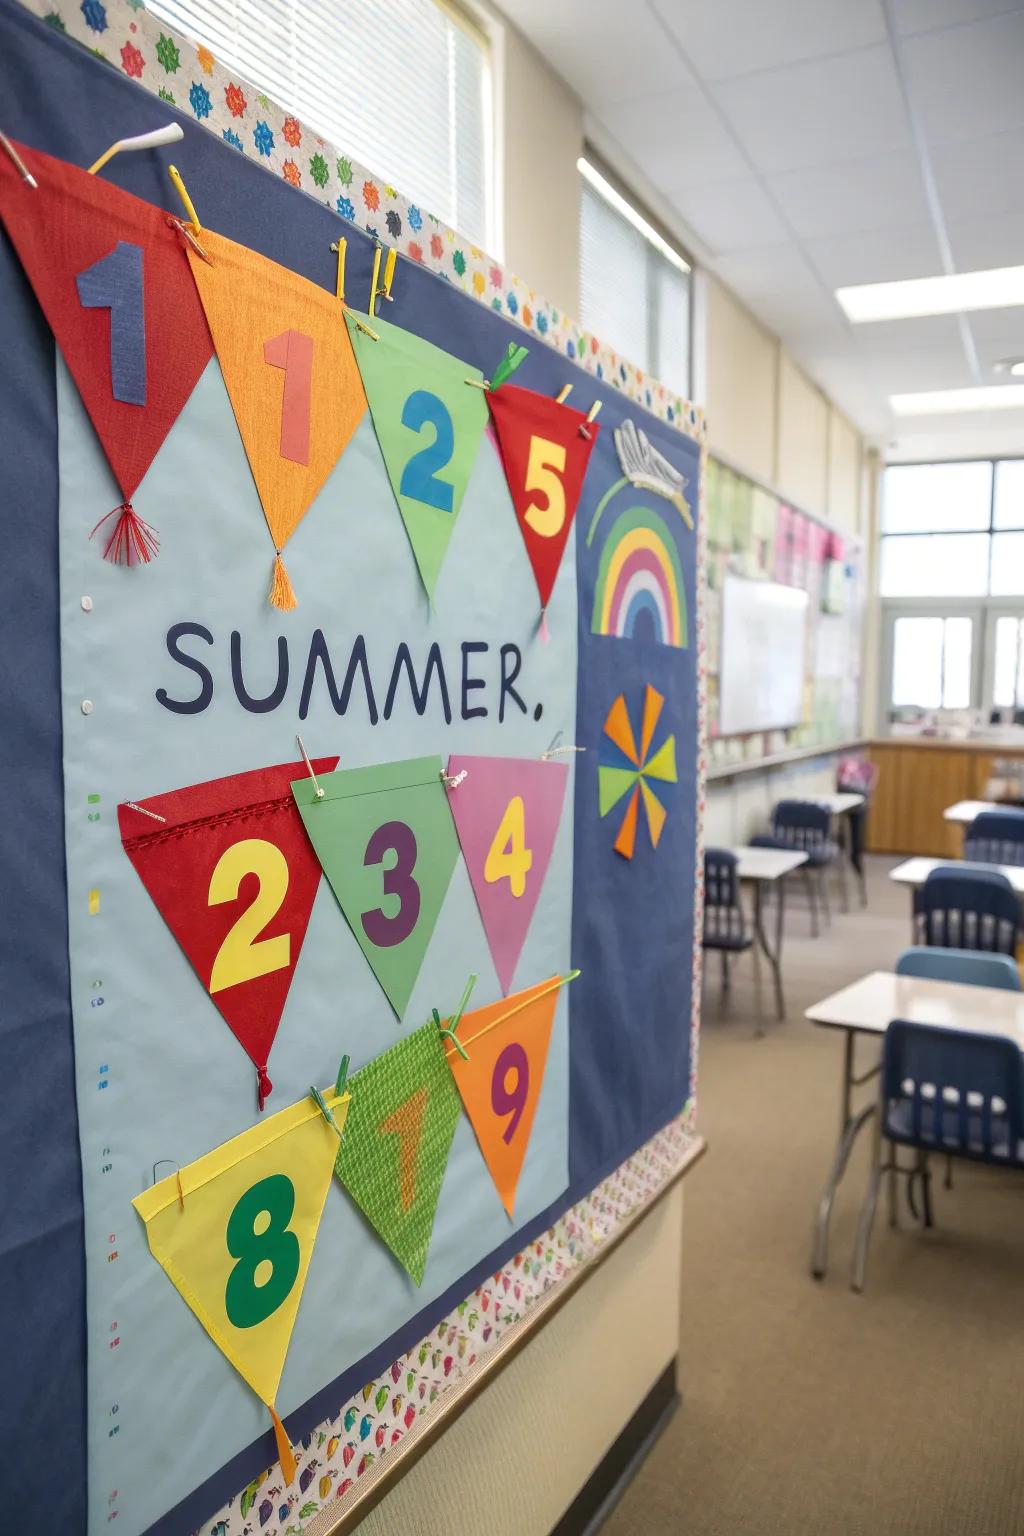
[913,865,1020,956]
[852,1020,1024,1291]
[702,848,753,1003]
[770,800,838,937]
[895,946,1022,992]
[964,810,1024,866]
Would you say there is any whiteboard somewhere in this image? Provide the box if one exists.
[719,575,808,735]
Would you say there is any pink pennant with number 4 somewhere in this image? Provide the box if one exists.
[446,755,568,995]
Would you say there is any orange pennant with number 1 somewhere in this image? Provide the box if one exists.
[186,229,367,608]
[444,977,560,1219]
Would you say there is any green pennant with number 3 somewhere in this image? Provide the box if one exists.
[344,310,489,603]
[292,756,459,1020]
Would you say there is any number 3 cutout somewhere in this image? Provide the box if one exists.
[362,820,421,947]
[208,839,291,993]
[399,390,456,512]
[484,796,533,899]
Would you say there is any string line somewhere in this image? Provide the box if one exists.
[442,971,580,1058]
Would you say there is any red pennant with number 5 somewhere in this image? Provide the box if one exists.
[118,757,338,1105]
[444,977,560,1218]
[0,138,213,554]
[487,384,600,612]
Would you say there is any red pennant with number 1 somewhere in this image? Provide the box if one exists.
[487,383,600,612]
[118,758,338,1107]
[0,139,213,559]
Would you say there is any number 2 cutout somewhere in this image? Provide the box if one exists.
[484,796,533,898]
[264,329,314,466]
[362,820,421,947]
[399,390,455,512]
[523,436,567,538]
[208,839,291,993]
[491,1042,529,1143]
[76,241,146,406]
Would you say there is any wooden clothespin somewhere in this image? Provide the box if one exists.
[331,237,347,303]
[89,124,183,177]
[382,246,397,302]
[168,164,201,232]
[579,400,602,439]
[368,243,382,316]
[556,384,573,404]
[0,129,37,187]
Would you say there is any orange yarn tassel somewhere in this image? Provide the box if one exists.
[269,1405,297,1485]
[269,552,297,611]
[90,502,160,565]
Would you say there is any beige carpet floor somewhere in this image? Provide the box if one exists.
[604,855,1024,1536]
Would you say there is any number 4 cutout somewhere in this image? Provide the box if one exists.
[447,755,569,995]
[118,757,338,1106]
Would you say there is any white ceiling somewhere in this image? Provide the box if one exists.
[497,0,1024,458]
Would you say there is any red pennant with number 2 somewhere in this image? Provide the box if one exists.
[118,758,337,1107]
[487,384,600,612]
[445,978,560,1219]
[0,138,213,560]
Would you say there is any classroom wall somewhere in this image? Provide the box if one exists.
[703,274,777,485]
[704,756,845,848]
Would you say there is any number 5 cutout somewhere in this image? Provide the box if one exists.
[118,756,338,1105]
[447,755,569,995]
[444,977,561,1219]
[292,756,460,1019]
[487,382,600,613]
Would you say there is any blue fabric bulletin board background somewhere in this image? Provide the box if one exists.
[0,5,699,1531]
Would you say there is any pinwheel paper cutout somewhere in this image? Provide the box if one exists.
[598,685,678,859]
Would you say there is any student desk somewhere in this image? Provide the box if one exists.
[890,856,1024,902]
[804,970,1024,1278]
[944,799,1000,824]
[813,791,866,909]
[732,846,809,1020]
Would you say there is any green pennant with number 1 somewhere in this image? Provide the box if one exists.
[344,310,488,603]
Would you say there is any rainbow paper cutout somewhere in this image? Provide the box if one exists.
[598,685,678,859]
[591,504,687,648]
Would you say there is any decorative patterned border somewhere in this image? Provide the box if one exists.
[24,0,706,441]
[11,4,707,1530]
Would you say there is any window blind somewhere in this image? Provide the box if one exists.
[579,173,690,398]
[149,0,492,249]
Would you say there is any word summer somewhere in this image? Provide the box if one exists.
[156,625,547,724]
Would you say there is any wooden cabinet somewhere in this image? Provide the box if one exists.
[865,742,1023,857]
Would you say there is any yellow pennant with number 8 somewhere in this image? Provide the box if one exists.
[132,1088,349,1482]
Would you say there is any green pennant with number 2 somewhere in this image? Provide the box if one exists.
[344,310,489,604]
[292,756,459,1020]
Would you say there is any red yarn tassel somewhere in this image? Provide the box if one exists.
[256,1064,273,1112]
[90,502,160,566]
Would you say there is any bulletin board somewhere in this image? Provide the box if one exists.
[0,7,700,1535]
[704,454,864,765]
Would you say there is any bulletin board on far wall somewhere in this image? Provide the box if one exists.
[0,6,701,1535]
[703,454,864,767]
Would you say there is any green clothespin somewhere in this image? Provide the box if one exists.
[434,973,477,1060]
[335,1053,350,1096]
[309,1084,344,1139]
[490,342,528,391]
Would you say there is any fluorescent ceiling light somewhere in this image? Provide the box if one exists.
[577,157,690,275]
[1011,361,1024,378]
[837,264,1024,323]
[890,384,1024,415]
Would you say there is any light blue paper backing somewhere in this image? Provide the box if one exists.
[57,355,576,1536]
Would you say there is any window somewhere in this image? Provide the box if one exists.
[891,616,973,710]
[880,459,1024,598]
[579,158,691,397]
[148,0,494,249]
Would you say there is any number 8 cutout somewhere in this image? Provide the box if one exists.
[118,757,338,1108]
[443,977,562,1218]
[487,382,601,619]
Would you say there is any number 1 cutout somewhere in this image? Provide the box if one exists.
[444,978,560,1219]
[264,328,314,466]
[76,240,146,406]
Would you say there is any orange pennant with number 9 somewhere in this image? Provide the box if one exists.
[118,758,338,1107]
[444,977,560,1219]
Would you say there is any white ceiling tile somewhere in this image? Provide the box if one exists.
[901,10,1024,143]
[931,127,1024,222]
[964,307,1024,350]
[765,152,931,239]
[711,46,912,173]
[597,88,750,191]
[650,0,887,82]
[665,177,790,253]
[498,0,692,105]
[801,223,943,287]
[947,210,1024,272]
[892,0,1024,37]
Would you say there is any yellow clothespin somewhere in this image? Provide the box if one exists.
[556,385,573,404]
[168,164,201,233]
[88,124,183,177]
[580,400,602,439]
[382,246,397,301]
[331,237,347,304]
[368,244,382,317]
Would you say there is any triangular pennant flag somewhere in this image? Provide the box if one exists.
[443,977,559,1219]
[186,228,367,608]
[0,138,213,561]
[133,1086,350,1482]
[334,1020,460,1283]
[446,754,568,994]
[292,757,459,1020]
[118,757,338,1105]
[487,383,600,612]
[344,309,488,602]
